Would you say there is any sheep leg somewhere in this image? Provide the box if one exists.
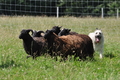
[53,52,58,61]
[60,54,68,62]
[54,55,58,61]
[88,53,95,61]
[26,55,32,58]
[48,45,53,57]
[89,54,94,59]
[32,51,38,59]
[74,53,78,61]
[74,50,82,61]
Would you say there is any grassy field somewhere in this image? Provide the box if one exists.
[0,16,120,80]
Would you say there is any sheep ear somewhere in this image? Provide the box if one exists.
[61,28,63,31]
[38,31,45,36]
[45,29,49,33]
[68,29,71,31]
[58,26,62,29]
[39,31,44,33]
[41,33,45,36]
[27,29,33,34]
[32,30,37,35]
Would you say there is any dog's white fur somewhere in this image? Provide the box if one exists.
[88,29,104,58]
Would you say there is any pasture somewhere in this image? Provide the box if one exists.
[0,16,120,80]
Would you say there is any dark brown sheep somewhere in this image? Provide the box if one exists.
[75,34,94,59]
[19,29,47,59]
[44,30,90,61]
[45,26,61,57]
[58,28,94,60]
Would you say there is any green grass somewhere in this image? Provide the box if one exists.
[0,16,120,80]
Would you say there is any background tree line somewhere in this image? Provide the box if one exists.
[0,0,120,16]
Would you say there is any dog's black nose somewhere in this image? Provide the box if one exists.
[95,35,101,39]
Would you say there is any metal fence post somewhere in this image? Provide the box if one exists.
[57,7,59,18]
[117,8,119,19]
[101,8,104,18]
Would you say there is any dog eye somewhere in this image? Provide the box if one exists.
[99,33,101,34]
[96,32,97,34]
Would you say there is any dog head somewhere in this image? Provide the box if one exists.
[94,28,103,43]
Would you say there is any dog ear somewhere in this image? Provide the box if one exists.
[96,28,102,30]
[96,28,98,30]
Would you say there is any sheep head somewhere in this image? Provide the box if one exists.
[19,29,33,39]
[44,30,53,39]
[44,30,59,40]
[51,26,62,35]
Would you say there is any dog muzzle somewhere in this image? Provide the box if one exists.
[95,36,101,43]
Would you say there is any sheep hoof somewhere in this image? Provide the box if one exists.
[26,55,32,58]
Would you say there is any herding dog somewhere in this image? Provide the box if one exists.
[88,28,104,58]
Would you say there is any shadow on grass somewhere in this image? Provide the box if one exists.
[104,53,115,59]
[0,60,21,68]
[70,56,97,62]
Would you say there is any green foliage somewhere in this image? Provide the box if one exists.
[0,0,120,16]
[0,16,120,80]
[107,1,120,16]
[58,0,120,16]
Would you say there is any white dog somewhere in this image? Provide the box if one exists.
[88,28,104,58]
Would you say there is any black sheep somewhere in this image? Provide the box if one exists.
[58,28,78,36]
[19,29,47,59]
[50,26,62,35]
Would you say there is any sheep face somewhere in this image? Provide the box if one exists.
[51,26,61,34]
[44,30,53,39]
[19,29,33,39]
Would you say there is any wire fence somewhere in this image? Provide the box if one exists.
[0,0,120,18]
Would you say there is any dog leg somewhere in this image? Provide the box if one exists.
[100,53,103,58]
[100,46,104,59]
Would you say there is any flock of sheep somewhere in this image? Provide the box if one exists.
[19,26,94,61]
